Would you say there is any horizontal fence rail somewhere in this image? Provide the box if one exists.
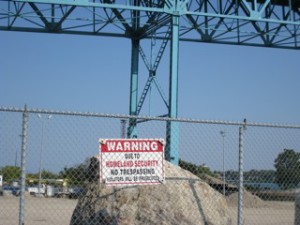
[1,106,300,128]
[0,106,300,225]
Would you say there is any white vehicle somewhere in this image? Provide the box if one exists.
[46,186,60,197]
[27,184,45,195]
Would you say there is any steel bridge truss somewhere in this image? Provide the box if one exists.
[1,0,300,164]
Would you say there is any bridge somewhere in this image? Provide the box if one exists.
[1,0,300,164]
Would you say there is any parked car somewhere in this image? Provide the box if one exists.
[68,187,84,199]
[2,186,20,196]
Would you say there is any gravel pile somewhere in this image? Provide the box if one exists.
[227,190,269,208]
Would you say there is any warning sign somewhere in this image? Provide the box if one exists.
[99,139,165,186]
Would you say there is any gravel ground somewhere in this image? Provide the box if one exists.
[229,203,295,225]
[0,195,77,225]
[0,195,295,225]
[227,191,295,225]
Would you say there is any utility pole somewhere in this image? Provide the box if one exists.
[220,130,227,196]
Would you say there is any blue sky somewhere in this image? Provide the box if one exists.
[1,30,300,172]
[1,30,300,124]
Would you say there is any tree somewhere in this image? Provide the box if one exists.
[25,170,59,185]
[0,166,21,183]
[59,163,87,185]
[179,159,216,178]
[244,169,276,183]
[41,170,59,180]
[274,149,300,189]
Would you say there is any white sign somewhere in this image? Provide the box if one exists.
[99,139,165,186]
[0,175,3,186]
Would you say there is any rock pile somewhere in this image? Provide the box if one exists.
[70,160,232,225]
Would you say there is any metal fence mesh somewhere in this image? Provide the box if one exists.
[0,107,300,225]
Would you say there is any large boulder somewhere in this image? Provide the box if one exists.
[70,159,232,225]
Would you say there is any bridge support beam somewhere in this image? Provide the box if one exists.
[165,15,180,165]
[128,39,139,138]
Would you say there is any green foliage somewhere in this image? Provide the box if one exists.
[26,173,39,185]
[59,163,87,185]
[274,149,300,189]
[26,173,38,180]
[41,170,59,180]
[245,169,276,183]
[179,159,216,178]
[0,166,21,183]
[25,170,59,185]
[223,170,238,182]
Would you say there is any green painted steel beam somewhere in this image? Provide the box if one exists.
[127,0,140,138]
[135,26,170,116]
[128,39,139,138]
[2,0,300,49]
[8,0,300,26]
[165,15,180,165]
[13,0,164,13]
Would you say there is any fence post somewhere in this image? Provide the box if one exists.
[238,124,245,225]
[295,194,300,225]
[19,105,29,225]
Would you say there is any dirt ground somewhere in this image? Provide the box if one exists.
[227,191,295,225]
[0,196,77,225]
[0,195,295,225]
[229,202,295,225]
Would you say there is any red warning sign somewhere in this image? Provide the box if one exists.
[99,139,165,186]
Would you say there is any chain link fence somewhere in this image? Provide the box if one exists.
[0,106,300,225]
